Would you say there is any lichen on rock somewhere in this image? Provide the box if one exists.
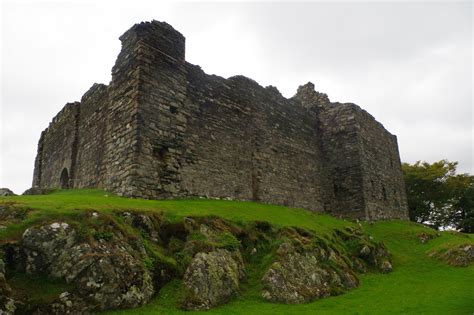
[429,244,474,267]
[335,227,393,273]
[13,221,154,313]
[357,241,393,273]
[0,211,397,312]
[0,258,16,315]
[261,241,358,304]
[261,226,393,304]
[182,249,245,310]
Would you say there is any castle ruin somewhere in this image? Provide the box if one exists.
[32,21,408,221]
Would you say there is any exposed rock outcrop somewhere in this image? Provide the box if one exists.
[0,189,15,197]
[11,222,154,313]
[0,210,396,313]
[182,249,245,310]
[121,211,161,243]
[0,205,29,225]
[262,241,358,304]
[335,227,393,273]
[430,244,474,267]
[357,243,393,273]
[0,259,16,315]
[261,227,393,304]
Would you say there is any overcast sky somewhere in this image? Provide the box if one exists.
[1,1,472,194]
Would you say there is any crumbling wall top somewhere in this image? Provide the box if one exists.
[293,82,330,109]
[119,20,185,62]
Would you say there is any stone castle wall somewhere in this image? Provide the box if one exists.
[33,102,80,189]
[32,20,408,221]
[179,69,329,211]
[73,84,109,188]
[317,103,408,220]
[356,108,408,220]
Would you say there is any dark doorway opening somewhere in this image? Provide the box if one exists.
[60,168,70,189]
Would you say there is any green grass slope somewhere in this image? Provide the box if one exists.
[1,190,473,314]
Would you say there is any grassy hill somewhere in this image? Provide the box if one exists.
[1,190,473,314]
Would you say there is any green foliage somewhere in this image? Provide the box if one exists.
[187,231,207,242]
[93,230,114,241]
[452,184,474,233]
[168,237,185,253]
[185,231,241,252]
[142,239,178,271]
[402,160,474,231]
[9,272,73,304]
[218,232,241,251]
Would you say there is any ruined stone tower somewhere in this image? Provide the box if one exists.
[32,20,408,221]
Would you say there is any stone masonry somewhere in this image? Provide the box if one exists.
[32,20,408,221]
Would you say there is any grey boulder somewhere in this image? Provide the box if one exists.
[262,242,358,304]
[182,249,245,310]
[0,188,15,197]
[19,222,154,313]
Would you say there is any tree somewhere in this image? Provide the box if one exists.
[402,160,474,232]
[448,175,474,233]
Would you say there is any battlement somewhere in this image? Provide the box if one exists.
[32,21,408,221]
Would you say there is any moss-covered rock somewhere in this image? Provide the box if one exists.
[0,258,16,315]
[357,242,393,273]
[261,226,393,304]
[0,204,29,225]
[335,227,393,273]
[182,249,245,310]
[0,210,396,312]
[10,221,154,313]
[121,211,162,243]
[429,244,474,267]
[261,241,358,304]
[417,232,438,244]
